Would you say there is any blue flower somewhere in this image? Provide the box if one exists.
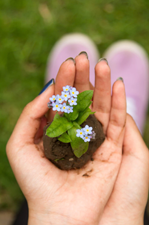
[61,103,68,113]
[56,95,64,103]
[76,126,94,142]
[76,129,85,139]
[66,106,73,113]
[84,135,91,142]
[68,97,77,106]
[63,85,70,92]
[52,103,62,112]
[70,88,79,97]
[83,125,93,135]
[49,95,56,102]
[61,91,71,101]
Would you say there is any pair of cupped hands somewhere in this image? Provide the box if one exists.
[7,53,148,225]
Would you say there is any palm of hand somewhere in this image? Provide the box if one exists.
[99,115,149,225]
[13,137,122,225]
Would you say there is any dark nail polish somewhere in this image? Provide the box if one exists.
[98,58,108,65]
[78,51,88,59]
[65,57,76,64]
[38,78,55,95]
[117,77,124,82]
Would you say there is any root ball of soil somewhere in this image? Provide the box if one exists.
[43,114,105,170]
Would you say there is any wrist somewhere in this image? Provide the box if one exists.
[28,209,91,225]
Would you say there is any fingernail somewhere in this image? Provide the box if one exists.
[38,78,55,95]
[65,57,76,64]
[98,58,108,65]
[78,51,88,59]
[117,77,124,82]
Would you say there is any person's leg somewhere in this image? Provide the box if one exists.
[103,40,149,134]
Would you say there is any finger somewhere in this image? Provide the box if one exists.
[107,79,126,147]
[48,58,76,121]
[55,58,76,95]
[92,60,111,133]
[74,52,90,92]
[7,84,55,145]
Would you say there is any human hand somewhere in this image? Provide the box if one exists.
[6,54,127,225]
[73,54,149,225]
[99,114,149,225]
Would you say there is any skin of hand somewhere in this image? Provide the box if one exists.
[99,114,149,225]
[6,54,148,225]
[74,54,149,225]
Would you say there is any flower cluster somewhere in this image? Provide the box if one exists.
[48,85,79,113]
[76,125,95,142]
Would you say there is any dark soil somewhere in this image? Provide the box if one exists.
[43,114,105,170]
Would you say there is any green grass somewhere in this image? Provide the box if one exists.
[0,0,149,211]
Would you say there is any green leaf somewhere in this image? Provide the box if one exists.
[58,132,72,143]
[72,122,81,129]
[84,100,92,109]
[64,108,79,121]
[46,116,73,138]
[68,123,89,158]
[54,113,60,120]
[76,108,95,125]
[68,123,81,141]
[75,90,93,111]
[72,140,89,158]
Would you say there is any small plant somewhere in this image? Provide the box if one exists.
[46,85,95,158]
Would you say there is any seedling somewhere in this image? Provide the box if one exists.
[46,85,95,158]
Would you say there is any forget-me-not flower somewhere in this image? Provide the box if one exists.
[68,98,77,106]
[49,95,56,102]
[76,129,85,139]
[61,91,71,101]
[70,88,79,98]
[83,125,93,135]
[52,103,62,112]
[61,103,68,113]
[66,106,73,113]
[56,95,64,103]
[63,85,70,92]
[84,135,91,142]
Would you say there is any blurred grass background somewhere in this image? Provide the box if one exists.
[0,0,149,212]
